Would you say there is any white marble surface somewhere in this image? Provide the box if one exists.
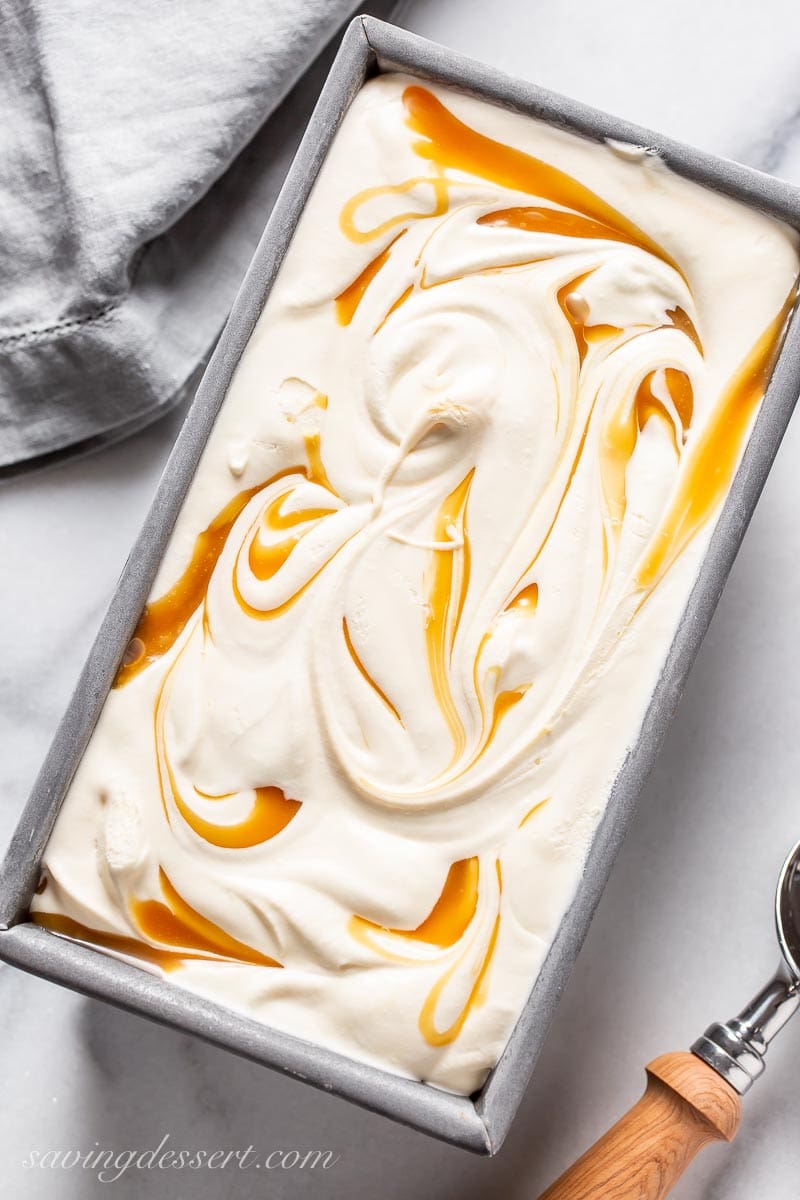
[3,1,800,1196]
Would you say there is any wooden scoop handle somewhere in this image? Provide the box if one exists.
[538,1052,742,1200]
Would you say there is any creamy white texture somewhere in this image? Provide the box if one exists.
[32,75,798,1095]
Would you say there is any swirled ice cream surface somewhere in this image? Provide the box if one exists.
[32,75,798,1094]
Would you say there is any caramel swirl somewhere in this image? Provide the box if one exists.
[33,869,280,972]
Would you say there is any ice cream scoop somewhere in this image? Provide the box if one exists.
[538,839,800,1199]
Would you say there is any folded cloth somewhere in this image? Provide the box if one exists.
[0,0,361,475]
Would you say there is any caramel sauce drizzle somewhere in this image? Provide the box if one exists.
[374,283,414,335]
[232,514,340,623]
[424,470,474,761]
[117,419,340,686]
[230,426,346,623]
[342,616,403,725]
[349,854,501,1048]
[520,382,600,584]
[349,857,480,955]
[418,916,501,1047]
[557,271,623,365]
[248,537,300,583]
[32,911,198,972]
[402,86,683,280]
[131,868,281,966]
[115,482,267,687]
[154,656,301,849]
[635,373,681,453]
[33,868,280,972]
[335,231,405,325]
[459,661,531,781]
[301,427,338,496]
[335,86,686,341]
[478,204,641,249]
[557,273,594,364]
[636,292,796,589]
[287,388,329,420]
[506,582,539,613]
[668,305,703,356]
[518,797,551,829]
[601,369,687,527]
[462,585,539,744]
[418,860,502,1047]
[410,857,480,946]
[665,366,694,430]
[176,784,301,850]
[339,172,449,245]
[232,562,322,624]
[484,680,530,746]
[247,489,337,582]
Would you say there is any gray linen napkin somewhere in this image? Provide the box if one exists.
[0,0,361,475]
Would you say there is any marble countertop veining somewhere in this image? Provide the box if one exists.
[3,2,800,1197]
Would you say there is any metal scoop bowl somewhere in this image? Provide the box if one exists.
[692,837,800,1092]
[538,841,800,1200]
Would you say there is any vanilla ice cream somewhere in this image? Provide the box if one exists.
[31,75,799,1095]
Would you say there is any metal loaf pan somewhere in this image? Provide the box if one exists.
[2,15,800,1157]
